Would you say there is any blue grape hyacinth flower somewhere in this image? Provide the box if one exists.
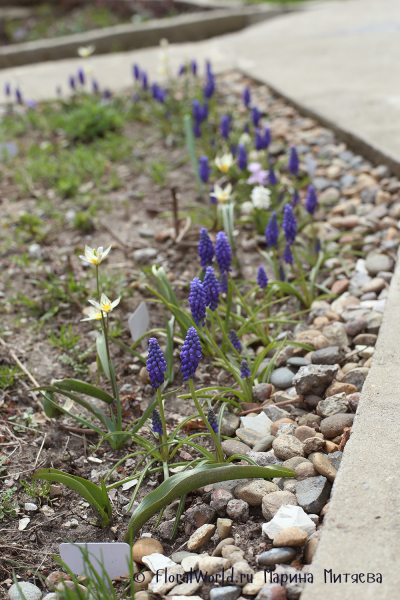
[133,64,140,80]
[268,161,277,185]
[243,86,251,108]
[257,266,268,289]
[305,184,318,215]
[288,145,299,176]
[265,212,279,248]
[188,277,206,326]
[251,106,261,127]
[180,327,203,381]
[198,228,215,269]
[146,338,167,389]
[207,409,219,434]
[220,114,231,140]
[203,266,219,311]
[229,330,242,352]
[152,408,163,435]
[282,204,297,244]
[237,144,247,171]
[219,272,228,294]
[240,359,251,378]
[215,232,232,274]
[283,243,294,265]
[199,156,211,184]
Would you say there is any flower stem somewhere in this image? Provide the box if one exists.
[157,387,169,473]
[188,378,224,463]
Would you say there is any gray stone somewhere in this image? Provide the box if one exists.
[295,476,331,513]
[298,413,322,427]
[171,551,198,564]
[221,413,240,437]
[282,456,310,469]
[43,595,58,600]
[292,364,338,396]
[311,346,342,365]
[252,383,273,403]
[234,479,279,506]
[345,317,368,337]
[303,437,326,455]
[275,423,297,438]
[317,393,349,418]
[8,583,42,600]
[226,498,249,522]
[255,583,288,600]
[222,439,251,457]
[286,357,311,368]
[263,405,291,422]
[327,451,343,471]
[365,252,391,275]
[253,435,276,452]
[213,479,248,493]
[236,428,265,448]
[352,333,378,346]
[343,368,368,392]
[258,547,297,567]
[270,367,295,389]
[246,450,284,466]
[320,413,355,438]
[365,310,383,334]
[133,247,158,263]
[322,324,349,348]
[211,488,234,511]
[275,345,295,367]
[272,435,304,460]
[257,359,272,377]
[275,564,306,599]
[209,587,242,600]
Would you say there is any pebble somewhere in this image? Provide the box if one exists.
[149,564,184,595]
[222,545,245,564]
[212,537,235,556]
[331,279,349,295]
[252,383,273,402]
[209,586,242,600]
[187,524,215,551]
[365,252,391,275]
[24,503,38,511]
[132,538,164,564]
[311,346,342,365]
[8,583,42,600]
[303,437,325,455]
[240,412,272,435]
[217,517,233,538]
[298,413,322,427]
[169,581,201,596]
[313,453,337,483]
[264,406,291,422]
[43,595,58,600]
[282,456,309,469]
[258,547,297,566]
[221,413,240,437]
[133,247,158,263]
[305,537,319,564]
[223,561,255,586]
[270,367,295,389]
[246,451,283,466]
[325,381,358,396]
[327,451,343,470]
[272,435,304,460]
[46,572,71,586]
[322,324,349,348]
[292,364,338,396]
[221,439,251,457]
[294,426,316,443]
[317,393,349,418]
[275,423,297,437]
[243,571,271,595]
[226,499,249,522]
[352,333,377,345]
[171,551,197,564]
[295,476,331,513]
[295,330,331,350]
[236,428,265,447]
[253,435,276,452]
[262,491,298,520]
[213,479,248,493]
[142,554,175,573]
[198,555,231,574]
[273,526,307,547]
[255,583,287,600]
[270,418,296,436]
[342,368,367,391]
[235,479,279,506]
[295,462,318,481]
[212,488,234,511]
[320,413,355,438]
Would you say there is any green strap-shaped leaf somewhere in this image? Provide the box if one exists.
[32,468,112,526]
[54,379,114,404]
[124,463,294,543]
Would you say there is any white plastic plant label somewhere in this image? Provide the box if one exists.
[128,301,150,350]
[59,542,132,582]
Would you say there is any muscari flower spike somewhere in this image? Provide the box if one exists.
[292,189,299,206]
[263,126,271,148]
[198,228,215,269]
[92,79,99,94]
[198,156,211,184]
[265,212,279,248]
[282,203,297,244]
[141,71,148,91]
[215,232,232,274]
[207,409,219,434]
[178,64,186,76]
[180,327,203,381]
[240,359,251,378]
[257,265,268,289]
[152,408,163,435]
[251,106,261,127]
[237,144,247,171]
[283,242,294,265]
[305,184,318,215]
[288,145,299,176]
[5,82,10,97]
[219,272,228,294]
[133,64,140,80]
[78,68,85,86]
[268,160,277,185]
[220,115,231,140]
[230,143,237,157]
[203,266,219,311]
[255,129,263,151]
[69,76,75,91]
[229,330,242,352]
[146,337,167,389]
[191,59,197,75]
[243,86,251,108]
[203,72,215,99]
[188,277,206,326]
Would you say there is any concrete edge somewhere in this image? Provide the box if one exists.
[240,69,400,177]
[0,5,290,70]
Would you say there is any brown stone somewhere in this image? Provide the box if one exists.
[273,526,307,547]
[295,426,316,443]
[325,381,358,397]
[325,440,339,453]
[321,503,330,517]
[331,279,349,295]
[304,537,319,564]
[303,437,325,455]
[295,462,318,481]
[313,453,337,483]
[47,572,71,586]
[295,330,331,350]
[132,538,164,564]
[320,413,355,438]
[270,418,296,436]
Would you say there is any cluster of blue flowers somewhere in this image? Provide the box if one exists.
[240,359,251,379]
[228,329,242,352]
[152,408,163,435]
[203,267,220,311]
[207,409,219,434]
[188,278,207,326]
[198,228,215,268]
[215,232,232,274]
[146,338,167,388]
[180,327,203,381]
[192,99,209,137]
[199,156,211,184]
[257,266,268,290]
